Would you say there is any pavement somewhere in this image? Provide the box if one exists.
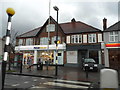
[5,65,100,88]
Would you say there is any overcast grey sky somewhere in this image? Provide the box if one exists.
[0,0,119,38]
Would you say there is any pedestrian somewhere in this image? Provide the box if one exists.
[27,57,32,71]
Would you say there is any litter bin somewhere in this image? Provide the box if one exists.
[37,62,43,70]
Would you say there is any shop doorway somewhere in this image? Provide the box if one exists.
[78,50,88,68]
[109,49,120,69]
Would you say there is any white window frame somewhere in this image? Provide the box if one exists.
[109,31,118,42]
[26,38,33,45]
[66,36,70,43]
[51,36,61,44]
[40,37,48,45]
[71,34,82,44]
[19,39,23,46]
[46,24,55,32]
[88,34,96,43]
[98,34,103,42]
[83,34,87,43]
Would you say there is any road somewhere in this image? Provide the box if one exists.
[4,74,93,89]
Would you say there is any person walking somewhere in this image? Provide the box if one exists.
[27,56,32,71]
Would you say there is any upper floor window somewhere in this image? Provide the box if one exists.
[40,37,48,45]
[109,31,118,42]
[26,38,33,45]
[71,34,82,43]
[88,34,96,43]
[19,39,23,46]
[46,24,55,32]
[51,36,61,44]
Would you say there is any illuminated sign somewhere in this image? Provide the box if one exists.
[106,43,120,47]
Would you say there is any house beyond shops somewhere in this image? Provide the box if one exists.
[103,18,120,69]
[15,16,103,68]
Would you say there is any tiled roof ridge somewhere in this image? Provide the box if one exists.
[60,21,101,31]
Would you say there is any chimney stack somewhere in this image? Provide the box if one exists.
[71,18,76,22]
[103,18,107,30]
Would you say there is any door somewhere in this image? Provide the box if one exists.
[109,49,120,69]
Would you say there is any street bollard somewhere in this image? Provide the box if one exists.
[100,68,118,90]
[86,66,88,78]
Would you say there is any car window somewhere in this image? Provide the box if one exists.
[84,59,95,63]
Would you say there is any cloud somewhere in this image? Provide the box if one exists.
[0,0,119,38]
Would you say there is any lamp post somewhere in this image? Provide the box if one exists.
[53,6,59,76]
[1,8,15,89]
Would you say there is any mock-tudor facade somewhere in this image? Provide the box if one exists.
[15,16,103,67]
[103,19,120,69]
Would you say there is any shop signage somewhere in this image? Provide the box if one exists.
[106,43,120,48]
[34,47,47,49]
[15,44,66,51]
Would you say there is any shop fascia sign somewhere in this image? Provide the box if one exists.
[15,44,66,51]
[105,43,120,48]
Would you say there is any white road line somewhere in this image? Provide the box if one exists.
[11,84,20,87]
[54,79,91,85]
[24,81,29,83]
[44,82,89,89]
[33,79,37,81]
[41,78,45,79]
[31,86,46,88]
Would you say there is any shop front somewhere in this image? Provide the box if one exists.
[105,43,120,69]
[66,44,102,67]
[15,44,66,66]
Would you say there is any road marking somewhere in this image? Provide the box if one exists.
[54,79,91,85]
[11,84,20,87]
[31,86,46,88]
[44,82,89,89]
[41,78,45,79]
[33,79,37,81]
[24,81,29,83]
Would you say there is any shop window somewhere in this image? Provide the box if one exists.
[58,53,61,56]
[89,50,98,63]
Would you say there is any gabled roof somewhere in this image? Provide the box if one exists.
[36,16,65,36]
[60,21,101,34]
[104,21,120,32]
[17,27,41,38]
[17,17,101,38]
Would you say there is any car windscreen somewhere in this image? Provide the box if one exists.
[84,59,95,63]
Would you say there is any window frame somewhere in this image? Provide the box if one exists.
[46,24,55,32]
[88,34,96,43]
[71,34,82,44]
[109,31,118,42]
[26,38,33,45]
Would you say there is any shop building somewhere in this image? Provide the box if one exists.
[15,17,103,67]
[103,19,120,69]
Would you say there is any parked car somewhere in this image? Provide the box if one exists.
[82,58,98,71]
